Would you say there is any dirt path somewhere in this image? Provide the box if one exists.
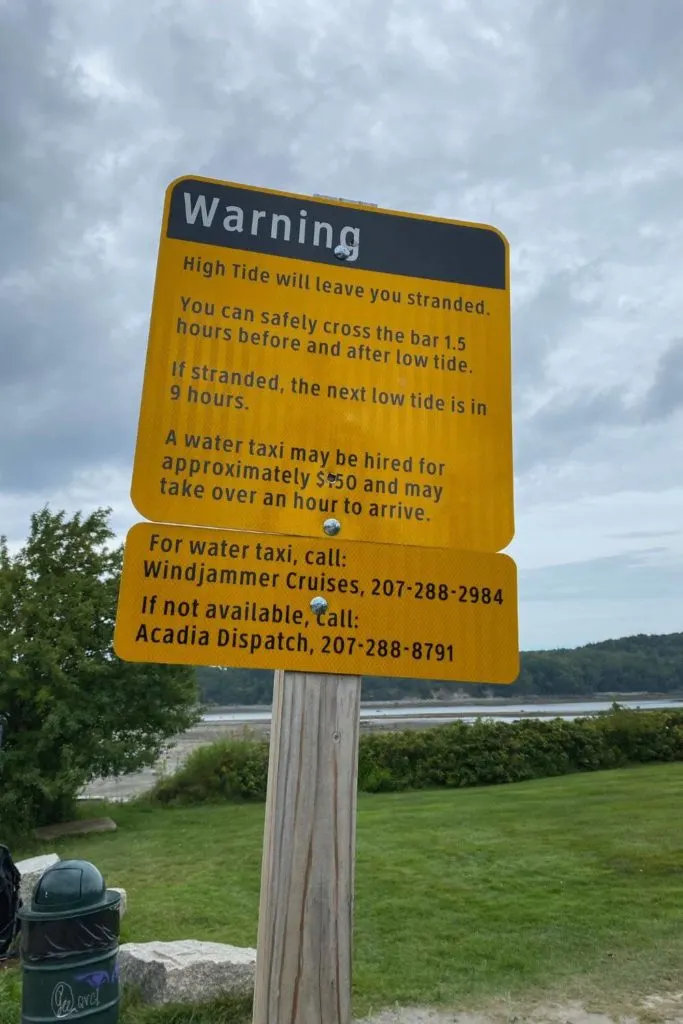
[360,991,683,1024]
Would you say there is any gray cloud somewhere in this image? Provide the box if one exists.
[521,549,683,603]
[512,329,683,472]
[640,339,683,422]
[515,386,628,472]
[610,529,683,541]
[512,263,606,402]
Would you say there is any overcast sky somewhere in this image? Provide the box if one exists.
[1,0,682,651]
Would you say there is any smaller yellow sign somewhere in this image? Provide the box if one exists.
[115,523,519,684]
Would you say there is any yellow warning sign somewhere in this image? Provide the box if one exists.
[131,176,513,552]
[114,523,519,684]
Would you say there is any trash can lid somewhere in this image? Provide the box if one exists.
[32,859,107,913]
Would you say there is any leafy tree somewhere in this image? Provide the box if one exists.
[195,666,273,706]
[0,506,200,834]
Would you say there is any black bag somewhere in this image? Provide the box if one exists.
[0,844,21,959]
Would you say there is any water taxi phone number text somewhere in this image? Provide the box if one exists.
[370,579,505,603]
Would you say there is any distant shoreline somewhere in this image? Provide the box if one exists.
[203,692,683,714]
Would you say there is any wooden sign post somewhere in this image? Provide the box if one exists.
[115,175,516,1024]
[252,672,361,1024]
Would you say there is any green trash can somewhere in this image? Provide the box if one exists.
[19,859,121,1024]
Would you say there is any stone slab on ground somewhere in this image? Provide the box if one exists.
[15,853,60,905]
[109,887,127,919]
[33,817,117,841]
[117,939,256,1005]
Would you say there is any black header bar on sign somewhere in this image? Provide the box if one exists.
[166,178,507,290]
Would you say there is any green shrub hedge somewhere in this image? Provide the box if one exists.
[148,706,683,806]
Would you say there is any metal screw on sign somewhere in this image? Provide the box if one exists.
[310,596,328,616]
[323,518,341,537]
[334,244,352,261]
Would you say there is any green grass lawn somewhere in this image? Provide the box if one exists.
[3,764,683,1021]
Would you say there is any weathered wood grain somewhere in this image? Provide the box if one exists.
[251,669,362,1024]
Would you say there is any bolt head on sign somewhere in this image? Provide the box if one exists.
[310,596,329,616]
[323,518,341,536]
[130,174,513,553]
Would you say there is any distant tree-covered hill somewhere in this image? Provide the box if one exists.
[195,632,683,705]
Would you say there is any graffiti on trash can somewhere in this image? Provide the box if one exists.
[75,966,119,987]
[50,981,101,1018]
